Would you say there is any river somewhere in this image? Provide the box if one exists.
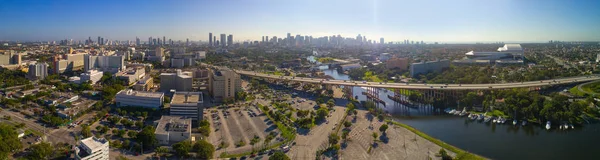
[307,56,600,160]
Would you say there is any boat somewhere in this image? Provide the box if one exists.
[484,116,491,123]
[470,114,477,120]
[569,124,574,129]
[563,124,569,130]
[460,111,468,117]
[496,117,505,124]
[492,118,497,123]
[546,121,551,130]
[513,120,518,126]
[477,114,484,121]
[448,109,456,114]
[522,120,527,126]
[559,125,563,130]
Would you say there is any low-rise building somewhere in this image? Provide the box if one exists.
[133,75,154,91]
[75,137,109,160]
[170,92,204,120]
[386,57,409,71]
[115,89,164,109]
[410,59,450,77]
[80,70,103,85]
[115,67,145,85]
[340,63,361,71]
[155,116,192,145]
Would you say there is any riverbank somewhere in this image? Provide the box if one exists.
[386,119,486,160]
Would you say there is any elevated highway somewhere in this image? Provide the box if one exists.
[234,70,600,90]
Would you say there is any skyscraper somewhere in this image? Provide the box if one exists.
[227,34,233,46]
[209,33,213,46]
[97,36,101,45]
[266,36,269,42]
[213,36,216,46]
[163,36,166,45]
[380,38,384,44]
[220,34,226,47]
[186,38,189,46]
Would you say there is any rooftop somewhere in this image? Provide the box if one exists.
[155,116,192,135]
[116,89,164,98]
[171,92,203,105]
[80,137,108,150]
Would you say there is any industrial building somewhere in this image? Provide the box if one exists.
[155,116,192,145]
[75,137,109,160]
[170,92,204,120]
[115,89,164,109]
[160,70,193,92]
[208,67,241,102]
[410,59,450,77]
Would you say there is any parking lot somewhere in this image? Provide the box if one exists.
[207,104,283,156]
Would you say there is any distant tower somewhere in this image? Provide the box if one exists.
[209,33,213,46]
[220,34,226,47]
[380,38,384,44]
[227,34,233,46]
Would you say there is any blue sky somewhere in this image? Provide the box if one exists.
[1,0,599,43]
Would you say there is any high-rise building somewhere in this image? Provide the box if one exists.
[80,70,103,85]
[186,38,189,46]
[84,55,126,73]
[74,137,109,160]
[155,47,164,57]
[220,34,226,47]
[163,36,166,45]
[208,67,241,102]
[227,34,233,46]
[213,36,216,46]
[209,33,213,46]
[97,36,101,45]
[380,38,384,44]
[28,63,48,80]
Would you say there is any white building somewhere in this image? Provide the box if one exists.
[28,63,48,80]
[155,116,192,145]
[160,70,193,92]
[170,92,204,120]
[75,137,109,160]
[84,55,125,74]
[80,70,103,85]
[115,89,164,109]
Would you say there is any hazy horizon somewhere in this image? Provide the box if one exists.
[1,0,599,42]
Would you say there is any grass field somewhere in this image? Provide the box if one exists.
[387,120,487,160]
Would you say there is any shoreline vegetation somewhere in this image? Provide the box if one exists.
[386,120,487,160]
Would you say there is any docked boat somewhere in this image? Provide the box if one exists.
[563,124,569,130]
[546,121,551,130]
[513,120,518,126]
[449,109,456,114]
[477,114,484,121]
[484,116,491,123]
[470,114,477,120]
[522,120,527,126]
[569,124,574,129]
[496,117,505,124]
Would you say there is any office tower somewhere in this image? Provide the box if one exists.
[287,33,291,39]
[163,36,166,45]
[262,36,265,43]
[28,63,48,80]
[97,36,101,45]
[220,34,226,47]
[227,34,233,46]
[213,36,216,46]
[209,33,213,46]
[208,67,241,102]
[155,47,164,57]
[153,39,157,45]
[186,38,189,46]
[421,40,424,44]
[266,36,269,43]
[380,38,384,44]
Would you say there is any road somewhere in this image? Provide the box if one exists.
[235,70,600,90]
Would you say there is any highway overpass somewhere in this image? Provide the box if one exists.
[234,70,600,90]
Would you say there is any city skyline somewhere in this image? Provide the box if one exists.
[1,0,599,42]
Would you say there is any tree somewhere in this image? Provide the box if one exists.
[0,124,22,158]
[379,124,389,133]
[316,107,329,121]
[136,126,158,150]
[81,124,92,138]
[346,103,356,113]
[155,146,169,157]
[327,99,335,108]
[127,130,138,138]
[172,140,192,157]
[344,121,352,128]
[194,140,215,159]
[342,130,350,140]
[269,151,291,160]
[328,133,340,146]
[28,142,54,160]
[372,132,378,142]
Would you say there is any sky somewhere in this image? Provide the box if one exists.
[0,0,599,43]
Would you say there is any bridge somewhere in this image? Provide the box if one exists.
[234,70,600,90]
[235,69,600,108]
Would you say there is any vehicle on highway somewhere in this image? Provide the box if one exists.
[362,81,367,84]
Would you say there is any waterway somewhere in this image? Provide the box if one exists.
[307,56,600,160]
